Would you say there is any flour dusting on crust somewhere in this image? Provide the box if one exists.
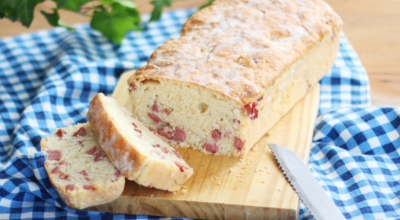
[131,0,342,104]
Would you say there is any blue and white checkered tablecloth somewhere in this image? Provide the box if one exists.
[1,8,399,220]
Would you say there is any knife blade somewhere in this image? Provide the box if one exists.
[268,143,345,220]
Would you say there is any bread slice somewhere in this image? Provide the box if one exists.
[127,0,342,157]
[87,93,193,192]
[41,123,125,209]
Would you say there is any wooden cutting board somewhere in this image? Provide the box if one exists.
[88,70,320,220]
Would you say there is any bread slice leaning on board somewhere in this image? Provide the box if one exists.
[87,93,193,192]
[127,0,343,157]
[41,123,125,209]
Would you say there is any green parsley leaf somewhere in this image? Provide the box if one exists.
[0,0,16,11]
[100,0,136,8]
[14,0,44,27]
[0,0,38,27]
[100,0,140,23]
[5,15,18,21]
[0,7,18,22]
[149,0,172,22]
[199,0,215,10]
[0,0,173,43]
[51,0,68,9]
[1,9,18,21]
[40,8,75,31]
[90,3,141,44]
[53,0,92,12]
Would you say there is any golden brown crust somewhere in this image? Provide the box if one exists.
[88,94,146,179]
[129,0,342,105]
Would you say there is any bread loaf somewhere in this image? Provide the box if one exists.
[41,123,125,209]
[87,93,193,192]
[127,0,342,157]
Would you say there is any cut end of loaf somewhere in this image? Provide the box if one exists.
[128,78,249,157]
[41,123,125,209]
[88,93,193,192]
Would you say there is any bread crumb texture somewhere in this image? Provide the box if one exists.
[41,123,125,209]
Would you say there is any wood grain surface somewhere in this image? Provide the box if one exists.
[85,71,321,220]
[0,0,398,106]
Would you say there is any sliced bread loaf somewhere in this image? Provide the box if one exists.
[41,123,125,209]
[127,0,342,157]
[87,93,193,192]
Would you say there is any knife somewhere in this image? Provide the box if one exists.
[268,143,345,220]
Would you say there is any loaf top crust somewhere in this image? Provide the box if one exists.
[130,0,342,105]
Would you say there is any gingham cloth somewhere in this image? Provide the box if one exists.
[0,8,399,220]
